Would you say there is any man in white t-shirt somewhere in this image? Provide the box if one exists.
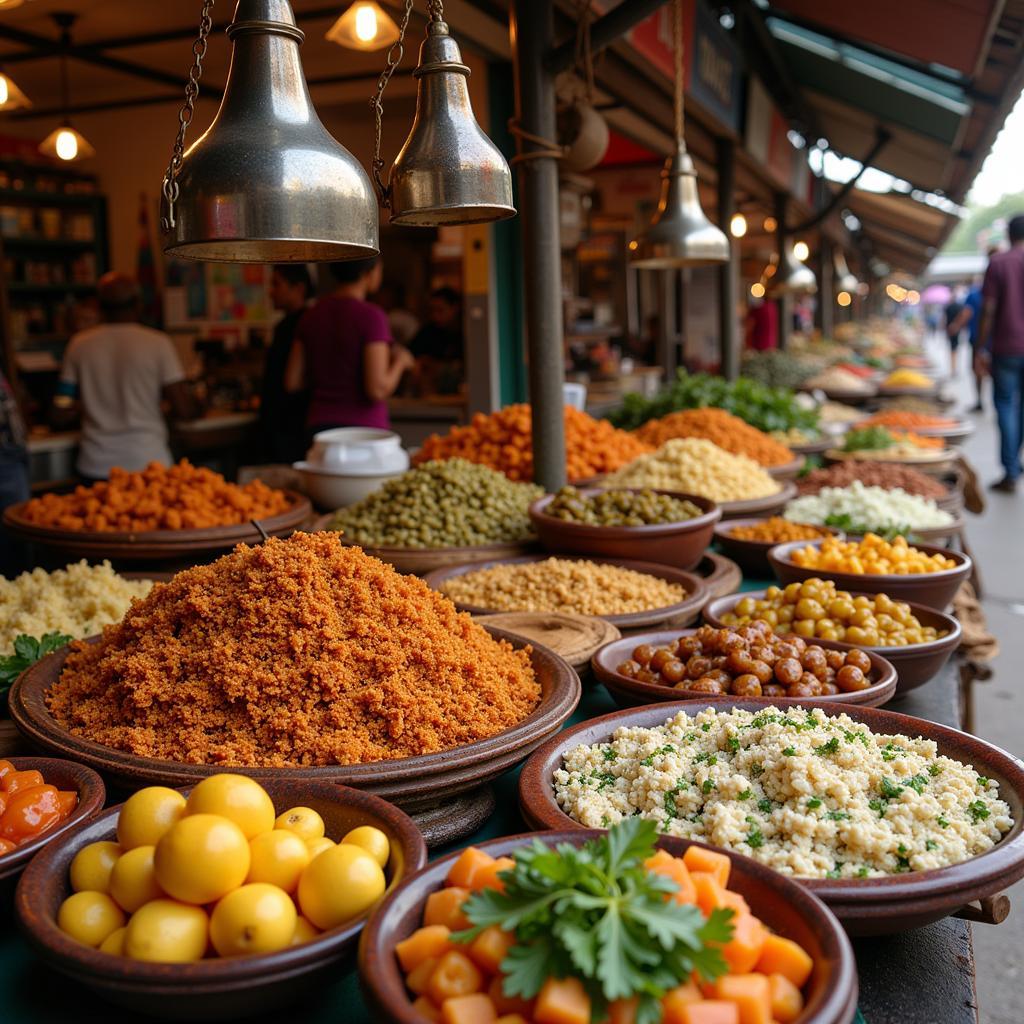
[54,272,201,479]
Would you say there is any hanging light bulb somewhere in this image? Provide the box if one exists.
[793,240,810,262]
[750,282,766,298]
[162,0,378,262]
[730,213,747,238]
[837,290,852,307]
[834,249,859,293]
[763,216,777,233]
[39,15,94,164]
[0,70,31,112]
[772,248,817,295]
[326,2,400,52]
[630,0,728,268]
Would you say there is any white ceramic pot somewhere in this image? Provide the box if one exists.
[305,428,410,475]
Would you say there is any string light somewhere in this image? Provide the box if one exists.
[729,213,747,238]
[837,290,852,307]
[750,282,766,298]
[763,216,777,232]
[793,240,810,261]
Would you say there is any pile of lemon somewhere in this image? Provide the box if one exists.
[56,773,390,962]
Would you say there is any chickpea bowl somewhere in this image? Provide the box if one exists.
[703,585,962,695]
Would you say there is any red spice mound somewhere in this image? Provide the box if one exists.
[46,533,540,766]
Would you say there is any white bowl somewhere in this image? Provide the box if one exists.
[293,463,404,510]
[305,428,409,475]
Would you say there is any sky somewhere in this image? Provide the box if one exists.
[966,91,1024,207]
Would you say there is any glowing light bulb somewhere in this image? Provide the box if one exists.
[354,3,378,42]
[793,241,810,261]
[763,216,777,233]
[837,291,852,307]
[0,76,9,107]
[750,282,766,298]
[55,128,79,161]
[729,213,747,238]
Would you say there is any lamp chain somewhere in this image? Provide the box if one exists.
[427,0,444,21]
[160,0,216,232]
[673,0,684,145]
[371,0,416,208]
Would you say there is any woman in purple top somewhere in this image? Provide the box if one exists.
[285,257,414,433]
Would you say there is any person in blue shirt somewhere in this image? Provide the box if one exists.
[951,274,988,412]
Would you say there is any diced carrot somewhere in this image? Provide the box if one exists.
[427,951,486,1004]
[397,926,455,973]
[713,974,771,1024]
[495,1016,529,1024]
[608,997,639,1024]
[425,887,472,931]
[645,850,697,905]
[447,848,497,890]
[413,996,442,1022]
[56,790,77,817]
[468,926,516,975]
[720,914,767,975]
[768,973,804,1023]
[441,993,498,1024]
[407,957,442,996]
[662,981,703,1024]
[755,935,813,989]
[690,872,727,916]
[718,889,749,918]
[682,846,731,887]
[473,857,515,893]
[534,976,591,1024]
[488,976,534,1018]
[677,1000,740,1024]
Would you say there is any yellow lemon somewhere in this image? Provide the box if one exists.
[109,845,164,914]
[69,840,122,894]
[117,787,186,850]
[185,774,275,840]
[209,883,297,957]
[297,844,385,931]
[291,916,319,947]
[274,806,325,842]
[99,926,127,956]
[154,814,250,905]
[305,836,335,861]
[57,891,126,948]
[123,899,208,963]
[247,830,310,893]
[341,825,390,868]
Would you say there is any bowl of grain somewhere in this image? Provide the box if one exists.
[518,700,1024,934]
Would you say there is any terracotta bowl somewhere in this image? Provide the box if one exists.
[6,627,581,822]
[693,551,743,600]
[702,591,963,696]
[714,519,843,576]
[423,555,709,631]
[718,481,798,520]
[518,699,1024,935]
[823,449,956,474]
[789,437,833,457]
[15,781,427,1020]
[357,830,859,1024]
[591,628,897,709]
[527,489,720,571]
[0,757,105,884]
[767,454,807,482]
[767,539,972,611]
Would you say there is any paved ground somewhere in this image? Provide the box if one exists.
[929,334,1023,1024]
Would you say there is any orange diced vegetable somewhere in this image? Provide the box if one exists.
[645,850,697,905]
[397,925,455,973]
[3,770,43,796]
[441,993,498,1024]
[427,951,486,1004]
[447,848,497,890]
[682,846,731,887]
[713,974,771,1024]
[690,872,727,916]
[662,981,703,1024]
[56,790,78,817]
[608,996,639,1024]
[768,973,804,1023]
[755,935,813,988]
[468,926,516,975]
[534,976,591,1024]
[473,856,515,893]
[407,956,442,995]
[413,996,442,1022]
[488,976,534,1018]
[718,890,749,918]
[425,887,472,931]
[677,1000,740,1024]
[720,915,767,975]
[495,1016,530,1024]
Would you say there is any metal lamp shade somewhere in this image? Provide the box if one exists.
[629,145,729,268]
[834,249,859,293]
[164,0,378,263]
[773,250,818,295]
[388,20,515,226]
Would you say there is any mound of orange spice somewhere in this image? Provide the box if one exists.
[17,461,292,532]
[413,405,651,482]
[46,532,540,767]
[860,411,957,431]
[634,409,795,466]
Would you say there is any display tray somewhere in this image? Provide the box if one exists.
[7,626,581,848]
[766,454,807,481]
[2,490,312,561]
[693,550,743,599]
[718,480,798,520]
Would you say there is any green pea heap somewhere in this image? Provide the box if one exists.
[545,486,703,527]
[329,459,542,548]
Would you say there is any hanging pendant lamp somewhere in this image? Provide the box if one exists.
[326,2,400,52]
[772,247,817,296]
[629,0,728,268]
[39,15,94,163]
[161,0,378,263]
[372,0,515,226]
[0,69,31,113]
[834,249,859,293]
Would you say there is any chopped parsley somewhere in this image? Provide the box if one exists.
[826,810,850,821]
[664,782,688,819]
[928,763,942,777]
[702,779,716,795]
[738,789,752,801]
[925,840,939,851]
[937,815,950,828]
[967,800,990,823]
[701,723,711,732]
[745,827,764,849]
[868,799,886,818]
[782,747,796,757]
[750,764,765,778]
[896,855,911,872]
[856,867,870,878]
[805,797,823,810]
[897,844,908,854]
[600,814,611,828]
[757,798,772,813]
[879,778,904,800]
[814,737,840,757]
[881,743,905,762]
[594,772,616,792]
[977,776,990,788]
[602,749,618,762]
[906,774,928,795]
[726,738,740,753]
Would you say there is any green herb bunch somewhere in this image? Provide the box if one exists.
[0,633,71,697]
[841,426,897,452]
[455,819,733,1024]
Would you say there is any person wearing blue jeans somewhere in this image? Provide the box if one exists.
[976,214,1024,493]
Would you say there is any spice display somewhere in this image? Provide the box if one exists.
[328,460,541,548]
[396,820,815,1024]
[58,774,391,959]
[609,370,819,434]
[876,395,945,414]
[861,411,958,431]
[0,761,78,856]
[0,561,152,656]
[817,401,865,425]
[47,533,540,766]
[606,439,782,502]
[720,579,949,646]
[789,534,957,575]
[727,517,832,544]
[803,367,875,394]
[17,461,292,532]
[634,408,796,466]
[543,486,703,526]
[784,481,953,536]
[438,557,687,616]
[841,426,945,453]
[414,405,650,483]
[740,349,819,390]
[554,706,1014,878]
[796,462,948,500]
[769,427,822,446]
[616,621,877,696]
[883,368,934,390]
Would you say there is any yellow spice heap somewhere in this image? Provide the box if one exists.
[790,534,957,575]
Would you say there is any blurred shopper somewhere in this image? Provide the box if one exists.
[0,368,29,575]
[410,287,464,395]
[285,257,414,433]
[259,264,312,463]
[950,271,989,412]
[745,297,778,351]
[944,287,966,378]
[52,272,200,480]
[975,215,1024,493]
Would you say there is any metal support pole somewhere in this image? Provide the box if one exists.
[775,192,791,350]
[716,137,740,380]
[817,241,834,339]
[511,0,567,490]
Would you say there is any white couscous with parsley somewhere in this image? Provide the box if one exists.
[553,706,1013,879]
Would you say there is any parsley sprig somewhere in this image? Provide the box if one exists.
[0,632,72,695]
[455,820,733,1024]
